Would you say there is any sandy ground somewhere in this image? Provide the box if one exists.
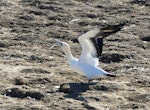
[0,0,150,110]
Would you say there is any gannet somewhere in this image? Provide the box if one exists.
[55,23,125,80]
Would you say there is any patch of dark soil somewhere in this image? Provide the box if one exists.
[110,8,133,15]
[78,21,90,26]
[47,14,71,23]
[128,94,150,102]
[107,38,125,42]
[44,22,55,26]
[0,52,27,63]
[89,84,108,91]
[48,15,61,21]
[82,102,96,110]
[140,35,150,42]
[0,2,7,7]
[100,53,126,63]
[81,13,99,18]
[6,106,27,110]
[27,55,52,63]
[133,40,148,49]
[118,103,145,109]
[136,80,150,87]
[15,21,31,29]
[29,10,47,16]
[14,77,28,85]
[13,77,53,93]
[29,55,44,63]
[131,76,150,87]
[38,4,62,12]
[13,35,34,41]
[47,30,70,39]
[85,96,100,102]
[11,28,32,33]
[20,0,42,6]
[10,53,26,59]
[0,41,10,48]
[4,106,42,110]
[29,77,51,84]
[20,0,31,2]
[0,41,27,48]
[18,15,34,21]
[4,88,44,100]
[130,0,150,6]
[21,68,50,74]
[132,78,150,87]
[1,21,15,28]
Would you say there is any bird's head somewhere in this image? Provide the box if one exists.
[54,39,70,52]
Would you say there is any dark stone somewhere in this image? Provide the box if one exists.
[5,88,44,100]
[82,103,96,110]
[14,78,28,85]
[140,36,150,42]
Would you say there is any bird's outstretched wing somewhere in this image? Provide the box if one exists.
[78,28,101,67]
[78,22,125,67]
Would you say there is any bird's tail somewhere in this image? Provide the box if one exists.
[106,73,116,77]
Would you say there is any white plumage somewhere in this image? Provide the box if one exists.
[55,28,109,79]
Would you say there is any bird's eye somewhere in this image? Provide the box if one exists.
[60,43,63,46]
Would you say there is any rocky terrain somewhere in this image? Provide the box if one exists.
[0,0,150,109]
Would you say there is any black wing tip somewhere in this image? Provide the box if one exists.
[106,21,127,28]
[90,37,103,57]
[100,21,127,38]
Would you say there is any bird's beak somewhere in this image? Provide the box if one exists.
[54,39,63,46]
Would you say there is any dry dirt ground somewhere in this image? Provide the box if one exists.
[0,0,150,110]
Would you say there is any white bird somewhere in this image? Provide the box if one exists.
[55,23,125,80]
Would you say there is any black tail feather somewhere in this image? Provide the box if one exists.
[106,73,116,77]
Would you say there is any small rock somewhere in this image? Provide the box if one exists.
[54,86,60,89]
[14,77,28,85]
[59,83,71,93]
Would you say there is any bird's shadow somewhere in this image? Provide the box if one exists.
[59,82,97,101]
